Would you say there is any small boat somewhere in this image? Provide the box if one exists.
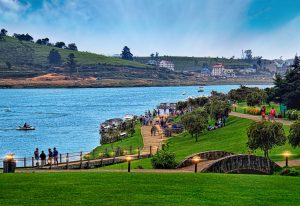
[182,92,187,95]
[198,89,204,92]
[16,126,35,131]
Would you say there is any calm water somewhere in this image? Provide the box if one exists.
[0,85,270,158]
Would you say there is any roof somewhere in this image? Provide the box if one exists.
[212,63,224,69]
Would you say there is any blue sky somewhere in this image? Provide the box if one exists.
[1,0,300,59]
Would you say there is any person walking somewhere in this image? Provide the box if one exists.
[260,106,266,120]
[48,148,53,166]
[40,151,46,166]
[34,148,39,166]
[53,147,59,166]
[270,107,276,121]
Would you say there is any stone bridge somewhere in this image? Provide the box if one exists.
[201,154,281,175]
[177,150,235,168]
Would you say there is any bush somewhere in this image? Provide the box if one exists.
[151,148,177,169]
[280,169,300,176]
[246,107,260,115]
[287,110,300,120]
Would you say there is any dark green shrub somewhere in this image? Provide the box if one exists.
[280,169,300,176]
[151,148,177,169]
[287,110,300,120]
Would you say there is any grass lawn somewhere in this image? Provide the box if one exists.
[234,102,280,115]
[0,172,300,206]
[102,116,299,170]
[90,124,143,159]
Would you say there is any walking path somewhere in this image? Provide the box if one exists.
[141,118,167,155]
[230,112,293,126]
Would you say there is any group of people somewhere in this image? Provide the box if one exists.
[260,106,276,121]
[34,147,59,167]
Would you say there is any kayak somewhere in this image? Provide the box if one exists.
[16,127,35,131]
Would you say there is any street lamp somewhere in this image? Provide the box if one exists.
[192,156,201,173]
[283,151,291,167]
[126,156,132,172]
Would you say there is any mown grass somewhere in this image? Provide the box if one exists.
[0,172,300,206]
[0,36,148,68]
[102,116,299,169]
[90,124,143,159]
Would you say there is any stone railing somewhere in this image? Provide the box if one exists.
[177,150,235,168]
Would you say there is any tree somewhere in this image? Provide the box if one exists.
[42,38,49,45]
[36,39,43,44]
[274,55,300,109]
[121,46,133,61]
[13,33,33,42]
[247,121,286,158]
[67,43,78,51]
[66,53,76,77]
[246,90,267,106]
[0,28,7,40]
[150,53,154,59]
[288,120,300,149]
[206,99,230,120]
[1,28,7,36]
[55,42,66,48]
[47,49,61,65]
[181,108,208,142]
[244,50,252,60]
[5,61,11,69]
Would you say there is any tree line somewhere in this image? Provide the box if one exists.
[0,28,78,51]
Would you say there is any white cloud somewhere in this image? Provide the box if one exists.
[0,0,30,21]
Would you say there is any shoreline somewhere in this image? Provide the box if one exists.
[0,79,273,89]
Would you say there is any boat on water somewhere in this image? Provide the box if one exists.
[16,126,35,131]
[182,92,187,95]
[198,89,204,92]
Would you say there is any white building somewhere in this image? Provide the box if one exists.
[223,68,236,77]
[211,63,225,76]
[159,60,175,71]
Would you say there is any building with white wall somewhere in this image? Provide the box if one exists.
[159,60,175,71]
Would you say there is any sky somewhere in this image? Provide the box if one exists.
[1,0,300,59]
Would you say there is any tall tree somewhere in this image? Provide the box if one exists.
[47,49,61,65]
[55,42,66,48]
[274,55,300,109]
[67,43,78,51]
[244,50,253,61]
[247,121,286,158]
[66,53,76,77]
[121,46,133,61]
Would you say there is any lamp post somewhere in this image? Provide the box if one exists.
[192,156,201,173]
[3,153,16,173]
[283,151,291,167]
[126,156,132,172]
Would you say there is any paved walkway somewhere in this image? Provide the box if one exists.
[230,112,293,126]
[141,119,166,155]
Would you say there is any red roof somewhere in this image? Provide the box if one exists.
[212,63,224,69]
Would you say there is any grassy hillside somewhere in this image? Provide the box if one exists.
[1,172,300,205]
[0,36,148,68]
[102,116,298,169]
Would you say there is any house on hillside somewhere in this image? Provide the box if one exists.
[159,60,175,71]
[266,62,278,73]
[199,67,211,77]
[147,59,158,66]
[223,68,236,77]
[211,63,224,76]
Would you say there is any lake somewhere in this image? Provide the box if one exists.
[0,85,270,159]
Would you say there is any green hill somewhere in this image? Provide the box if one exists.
[0,36,147,68]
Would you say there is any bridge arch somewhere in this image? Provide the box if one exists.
[201,155,281,175]
[177,150,235,168]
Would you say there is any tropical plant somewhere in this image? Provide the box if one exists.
[247,121,286,158]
